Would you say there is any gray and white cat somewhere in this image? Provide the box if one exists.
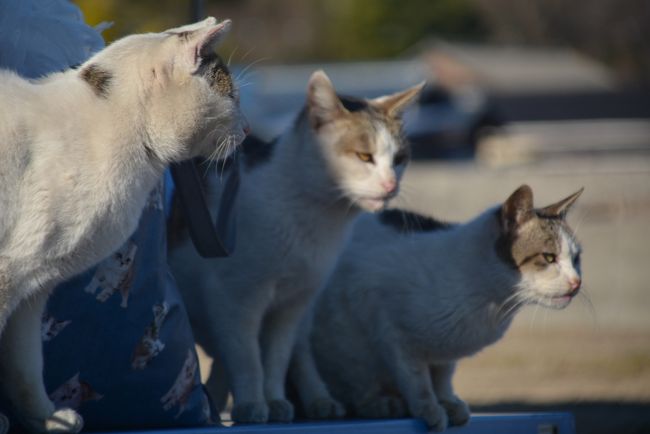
[0,17,245,433]
[170,70,423,424]
[292,185,583,431]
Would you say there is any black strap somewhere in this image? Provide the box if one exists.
[170,160,238,257]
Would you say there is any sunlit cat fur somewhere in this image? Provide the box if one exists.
[170,70,423,424]
[293,185,583,431]
[0,17,245,433]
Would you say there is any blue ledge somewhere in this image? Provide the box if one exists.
[98,413,575,434]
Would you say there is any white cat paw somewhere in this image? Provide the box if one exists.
[24,408,84,433]
[231,401,269,424]
[268,399,294,422]
[357,395,408,419]
[412,401,448,432]
[440,397,471,426]
[305,397,346,419]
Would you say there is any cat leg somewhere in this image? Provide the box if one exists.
[0,291,83,433]
[430,363,470,427]
[0,412,9,434]
[216,310,268,423]
[377,343,448,432]
[289,317,345,420]
[259,301,312,423]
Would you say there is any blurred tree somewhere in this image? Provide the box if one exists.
[75,0,486,61]
[472,0,650,83]
[74,0,648,83]
[74,0,190,42]
[314,0,486,59]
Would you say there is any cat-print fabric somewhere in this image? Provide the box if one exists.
[40,179,211,429]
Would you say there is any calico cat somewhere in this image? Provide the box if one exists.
[293,185,583,431]
[0,17,245,433]
[170,70,424,424]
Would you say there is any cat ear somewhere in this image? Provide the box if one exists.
[538,187,584,218]
[306,70,348,130]
[370,81,426,118]
[501,184,534,232]
[170,17,231,73]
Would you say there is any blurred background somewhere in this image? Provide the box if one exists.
[76,1,650,432]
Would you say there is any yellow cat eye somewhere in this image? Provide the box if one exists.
[543,253,557,264]
[356,152,373,163]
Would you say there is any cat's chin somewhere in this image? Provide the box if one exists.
[536,294,574,310]
[356,197,388,212]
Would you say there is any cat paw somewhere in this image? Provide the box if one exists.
[268,399,294,422]
[412,401,448,432]
[231,401,269,424]
[0,412,9,434]
[440,397,471,426]
[305,397,346,419]
[357,395,408,419]
[24,408,84,433]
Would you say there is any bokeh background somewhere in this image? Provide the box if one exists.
[75,1,650,433]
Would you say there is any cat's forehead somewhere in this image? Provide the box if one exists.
[499,214,580,268]
[335,96,406,155]
[340,96,402,137]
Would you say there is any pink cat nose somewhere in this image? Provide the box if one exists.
[568,278,581,294]
[382,179,397,194]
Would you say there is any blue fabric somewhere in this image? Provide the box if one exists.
[41,179,212,430]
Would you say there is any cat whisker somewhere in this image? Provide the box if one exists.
[497,292,526,321]
[570,208,590,239]
[529,299,543,330]
[235,57,272,83]
[576,286,599,329]
[239,46,256,63]
[227,46,239,67]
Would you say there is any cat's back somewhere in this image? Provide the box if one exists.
[320,209,457,317]
[344,209,453,254]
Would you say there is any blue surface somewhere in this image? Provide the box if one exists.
[96,413,575,434]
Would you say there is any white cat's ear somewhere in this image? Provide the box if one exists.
[538,187,584,218]
[170,17,231,72]
[370,81,426,118]
[307,70,347,130]
[501,184,534,232]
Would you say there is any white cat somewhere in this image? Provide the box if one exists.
[0,17,246,433]
[170,70,424,424]
[293,185,583,431]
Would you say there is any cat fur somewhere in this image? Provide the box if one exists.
[0,17,244,433]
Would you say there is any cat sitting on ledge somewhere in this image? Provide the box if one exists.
[292,184,583,431]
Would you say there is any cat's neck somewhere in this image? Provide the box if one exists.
[416,207,521,324]
[42,70,165,179]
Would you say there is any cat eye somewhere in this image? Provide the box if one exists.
[356,152,374,163]
[542,253,557,264]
